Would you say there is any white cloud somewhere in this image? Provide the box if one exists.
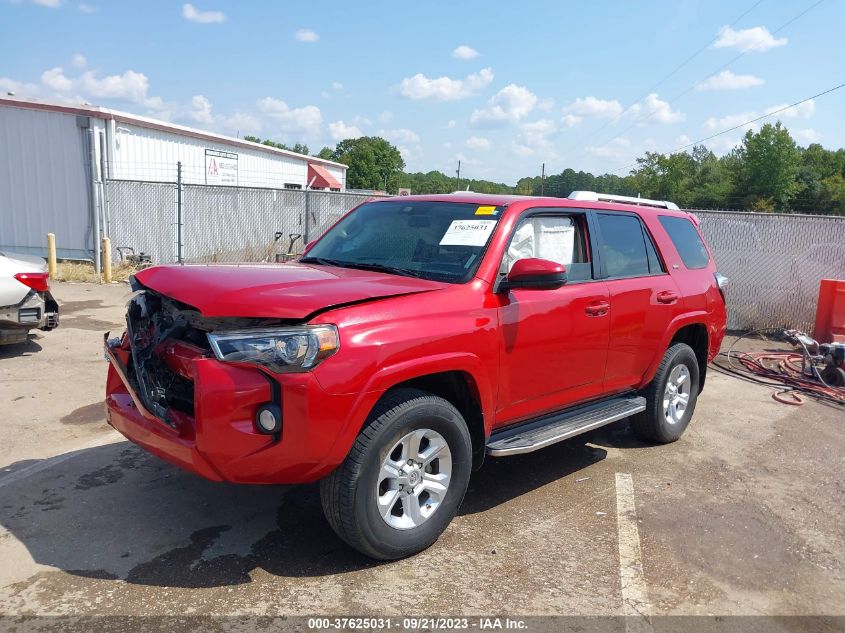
[377,128,420,144]
[378,110,393,123]
[331,81,343,91]
[470,83,537,126]
[714,25,787,53]
[765,99,815,119]
[586,137,631,159]
[704,100,816,133]
[628,93,685,124]
[294,29,319,43]
[696,70,764,91]
[328,120,362,141]
[512,143,534,157]
[537,98,555,112]
[30,0,62,7]
[704,111,757,132]
[80,69,150,102]
[399,67,493,101]
[41,67,74,92]
[77,3,96,12]
[451,45,479,60]
[447,120,457,128]
[71,54,87,69]
[257,97,323,136]
[187,94,213,124]
[519,119,556,147]
[182,3,226,24]
[466,136,491,150]
[37,66,153,103]
[561,96,623,124]
[792,128,821,145]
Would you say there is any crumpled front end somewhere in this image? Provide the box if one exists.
[105,288,358,484]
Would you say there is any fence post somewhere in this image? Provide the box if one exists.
[304,189,311,244]
[176,161,184,264]
[102,237,112,283]
[46,233,57,278]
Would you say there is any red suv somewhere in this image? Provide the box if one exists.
[105,191,727,559]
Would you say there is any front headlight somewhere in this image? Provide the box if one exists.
[207,325,339,373]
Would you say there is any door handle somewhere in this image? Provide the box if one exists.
[656,290,679,304]
[585,301,610,316]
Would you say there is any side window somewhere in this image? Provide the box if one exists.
[596,213,651,278]
[658,215,710,269]
[503,215,592,282]
[644,229,664,274]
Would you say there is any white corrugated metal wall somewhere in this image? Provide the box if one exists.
[0,105,94,259]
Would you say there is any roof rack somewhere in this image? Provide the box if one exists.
[567,191,679,210]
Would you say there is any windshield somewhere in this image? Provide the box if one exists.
[302,200,502,283]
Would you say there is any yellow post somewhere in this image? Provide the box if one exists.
[102,237,112,284]
[46,233,57,278]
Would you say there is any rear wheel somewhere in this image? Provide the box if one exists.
[632,343,700,443]
[320,388,472,559]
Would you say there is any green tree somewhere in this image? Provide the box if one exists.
[331,136,405,191]
[734,122,803,210]
[315,146,334,160]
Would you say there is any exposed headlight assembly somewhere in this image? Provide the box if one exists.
[207,325,339,373]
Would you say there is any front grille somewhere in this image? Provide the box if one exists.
[125,291,201,427]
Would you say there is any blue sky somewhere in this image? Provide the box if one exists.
[2,0,844,184]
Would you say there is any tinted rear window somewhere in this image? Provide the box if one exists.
[658,215,710,269]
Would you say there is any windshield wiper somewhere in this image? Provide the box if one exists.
[299,256,346,266]
[301,256,426,279]
[341,262,428,279]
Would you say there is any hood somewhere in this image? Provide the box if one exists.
[0,252,48,272]
[134,263,449,319]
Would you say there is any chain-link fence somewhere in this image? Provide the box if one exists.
[106,179,381,265]
[694,210,845,331]
[105,178,845,333]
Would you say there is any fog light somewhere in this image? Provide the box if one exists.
[255,403,282,435]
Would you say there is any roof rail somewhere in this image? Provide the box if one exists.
[568,191,679,210]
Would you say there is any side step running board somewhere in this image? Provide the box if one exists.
[486,396,646,457]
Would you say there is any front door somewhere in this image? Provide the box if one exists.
[495,212,610,427]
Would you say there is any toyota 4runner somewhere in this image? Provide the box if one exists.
[105,190,727,559]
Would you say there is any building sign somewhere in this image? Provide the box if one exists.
[205,149,238,185]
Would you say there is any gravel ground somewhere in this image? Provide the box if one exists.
[0,282,842,620]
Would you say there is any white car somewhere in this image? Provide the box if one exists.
[0,252,59,345]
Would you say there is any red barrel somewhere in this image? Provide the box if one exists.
[814,279,845,343]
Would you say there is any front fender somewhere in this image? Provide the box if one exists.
[303,352,495,481]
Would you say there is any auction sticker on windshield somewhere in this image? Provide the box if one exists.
[439,220,497,246]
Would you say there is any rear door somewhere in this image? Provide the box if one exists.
[593,211,683,393]
[495,210,610,426]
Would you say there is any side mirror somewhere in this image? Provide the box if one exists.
[501,258,567,291]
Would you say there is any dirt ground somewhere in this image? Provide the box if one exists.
[0,282,842,619]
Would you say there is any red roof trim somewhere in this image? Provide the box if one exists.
[308,163,342,189]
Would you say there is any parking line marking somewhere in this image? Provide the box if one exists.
[0,432,125,489]
[615,472,652,630]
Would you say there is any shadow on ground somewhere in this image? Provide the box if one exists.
[0,427,629,589]
[0,336,43,358]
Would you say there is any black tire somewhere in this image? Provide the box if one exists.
[320,388,472,560]
[631,342,700,443]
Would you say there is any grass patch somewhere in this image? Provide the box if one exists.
[55,261,139,284]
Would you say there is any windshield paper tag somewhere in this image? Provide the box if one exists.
[440,220,497,247]
[475,205,497,215]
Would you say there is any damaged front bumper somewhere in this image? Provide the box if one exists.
[103,289,360,484]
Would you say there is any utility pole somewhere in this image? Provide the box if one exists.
[541,163,545,196]
[456,159,461,191]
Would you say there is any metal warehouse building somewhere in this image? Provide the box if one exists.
[0,96,348,261]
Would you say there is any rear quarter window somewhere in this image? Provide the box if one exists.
[658,215,710,270]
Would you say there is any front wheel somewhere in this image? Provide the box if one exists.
[631,342,700,443]
[320,388,472,560]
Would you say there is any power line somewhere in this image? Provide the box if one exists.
[610,81,845,175]
[562,0,767,161]
[569,0,828,168]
